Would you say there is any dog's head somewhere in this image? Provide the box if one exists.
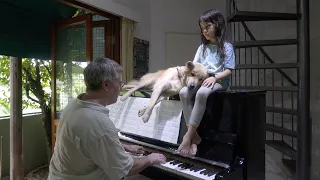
[184,61,208,90]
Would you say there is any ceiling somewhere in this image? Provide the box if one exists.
[0,0,77,59]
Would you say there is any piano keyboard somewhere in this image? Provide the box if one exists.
[119,132,228,180]
[128,153,217,180]
[154,158,217,180]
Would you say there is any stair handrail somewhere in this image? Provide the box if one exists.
[229,0,297,86]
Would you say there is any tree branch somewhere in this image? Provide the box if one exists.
[23,67,36,84]
[23,65,45,104]
[40,60,51,75]
[25,81,40,104]
[35,61,41,83]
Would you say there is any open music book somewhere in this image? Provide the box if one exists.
[106,96,182,144]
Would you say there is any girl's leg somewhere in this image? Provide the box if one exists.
[179,86,199,124]
[178,83,226,155]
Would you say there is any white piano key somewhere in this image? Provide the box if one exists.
[154,161,216,180]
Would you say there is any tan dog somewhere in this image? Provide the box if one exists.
[120,61,208,123]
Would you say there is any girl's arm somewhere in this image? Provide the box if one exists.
[216,43,235,80]
[215,69,232,80]
[193,45,202,63]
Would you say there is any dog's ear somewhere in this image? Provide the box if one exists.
[186,61,194,70]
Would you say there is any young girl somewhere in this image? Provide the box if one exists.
[178,9,235,155]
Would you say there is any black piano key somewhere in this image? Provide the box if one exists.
[203,170,211,176]
[183,164,194,169]
[170,160,182,165]
[199,169,209,175]
[207,170,216,177]
[189,166,203,172]
[178,163,190,168]
[169,160,177,165]
[169,160,175,164]
[166,157,174,162]
[190,166,201,172]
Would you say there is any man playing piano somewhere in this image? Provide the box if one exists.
[48,57,166,180]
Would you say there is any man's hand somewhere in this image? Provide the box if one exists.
[147,153,167,165]
[202,76,217,87]
[127,152,167,176]
[124,144,145,154]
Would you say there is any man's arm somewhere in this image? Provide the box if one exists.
[127,153,166,176]
[90,133,166,179]
[122,143,145,154]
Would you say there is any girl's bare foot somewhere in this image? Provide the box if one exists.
[193,132,202,145]
[190,132,202,155]
[178,134,192,154]
[190,144,197,155]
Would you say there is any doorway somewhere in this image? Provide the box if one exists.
[50,3,121,150]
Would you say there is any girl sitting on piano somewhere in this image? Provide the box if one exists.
[178,9,235,155]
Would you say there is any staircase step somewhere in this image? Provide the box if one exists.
[228,11,300,22]
[236,63,298,69]
[234,39,298,48]
[266,140,296,159]
[230,86,298,92]
[282,159,296,173]
[265,123,297,137]
[266,106,298,115]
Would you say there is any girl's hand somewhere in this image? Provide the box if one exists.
[202,77,216,87]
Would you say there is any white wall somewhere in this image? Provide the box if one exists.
[98,0,151,41]
[149,0,226,72]
[0,114,48,176]
[79,0,225,71]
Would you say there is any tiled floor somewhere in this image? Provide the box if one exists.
[266,144,294,180]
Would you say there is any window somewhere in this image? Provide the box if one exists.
[0,56,51,117]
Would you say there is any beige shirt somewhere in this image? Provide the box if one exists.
[48,94,134,180]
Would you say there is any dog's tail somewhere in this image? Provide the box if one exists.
[120,71,164,101]
[123,70,164,89]
[140,71,163,83]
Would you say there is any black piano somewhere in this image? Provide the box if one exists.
[119,90,266,180]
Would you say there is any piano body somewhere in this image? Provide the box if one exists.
[119,90,266,180]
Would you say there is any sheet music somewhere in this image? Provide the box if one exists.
[154,100,183,143]
[106,96,129,128]
[106,96,182,144]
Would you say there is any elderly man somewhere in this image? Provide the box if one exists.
[48,58,166,180]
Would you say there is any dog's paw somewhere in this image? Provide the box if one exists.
[138,107,147,117]
[142,113,151,123]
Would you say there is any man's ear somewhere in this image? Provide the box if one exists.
[186,61,194,70]
[102,81,109,91]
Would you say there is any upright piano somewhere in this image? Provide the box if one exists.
[119,90,266,180]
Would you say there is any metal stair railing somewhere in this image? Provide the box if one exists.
[228,0,297,86]
[226,1,312,180]
[226,0,299,178]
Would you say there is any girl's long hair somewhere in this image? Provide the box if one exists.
[199,9,230,59]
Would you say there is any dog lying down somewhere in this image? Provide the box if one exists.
[120,61,209,123]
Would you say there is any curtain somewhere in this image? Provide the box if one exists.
[121,17,136,83]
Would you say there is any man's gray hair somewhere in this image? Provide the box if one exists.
[83,57,123,91]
